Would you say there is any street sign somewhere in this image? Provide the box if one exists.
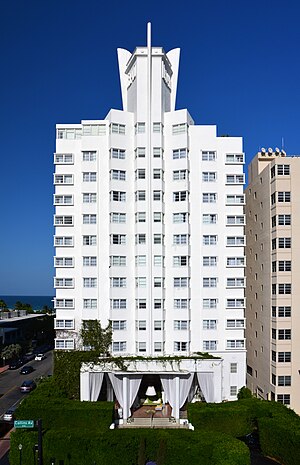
[14,420,34,428]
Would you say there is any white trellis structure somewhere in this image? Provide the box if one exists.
[80,357,223,423]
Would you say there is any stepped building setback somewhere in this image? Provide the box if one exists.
[246,149,300,414]
[53,25,246,414]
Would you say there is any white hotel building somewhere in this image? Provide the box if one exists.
[53,27,246,402]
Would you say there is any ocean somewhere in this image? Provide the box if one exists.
[0,295,54,311]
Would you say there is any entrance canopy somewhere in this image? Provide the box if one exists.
[80,357,223,421]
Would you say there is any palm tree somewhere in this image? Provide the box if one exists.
[0,300,8,311]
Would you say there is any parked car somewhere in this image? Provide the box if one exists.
[35,353,46,361]
[9,359,24,370]
[20,380,36,393]
[3,406,17,422]
[20,365,34,375]
[23,352,35,362]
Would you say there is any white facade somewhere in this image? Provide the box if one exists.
[54,27,246,400]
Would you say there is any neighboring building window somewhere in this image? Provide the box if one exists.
[202,151,216,161]
[278,306,291,317]
[136,190,146,201]
[55,339,74,350]
[173,213,188,223]
[174,320,188,330]
[227,236,245,246]
[203,320,217,330]
[55,319,74,329]
[153,190,163,201]
[278,283,292,294]
[226,340,245,349]
[153,212,163,223]
[278,261,291,271]
[154,277,164,288]
[226,319,245,328]
[137,320,147,331]
[226,194,245,204]
[110,277,126,288]
[54,236,74,247]
[225,153,244,163]
[154,320,163,330]
[135,169,146,179]
[277,394,290,405]
[54,216,73,226]
[110,212,126,224]
[230,386,238,396]
[203,235,217,245]
[112,342,127,352]
[203,277,217,288]
[174,299,188,309]
[54,299,74,309]
[278,214,291,225]
[278,191,291,202]
[110,170,126,181]
[277,165,290,175]
[278,376,291,386]
[153,147,162,158]
[278,352,291,362]
[173,256,188,267]
[138,342,147,352]
[153,122,163,133]
[278,329,291,340]
[154,342,162,352]
[202,172,216,182]
[174,277,189,287]
[135,255,147,266]
[83,172,97,182]
[56,128,82,139]
[136,234,146,245]
[110,191,126,202]
[54,257,74,267]
[54,153,74,164]
[203,256,217,266]
[136,277,146,288]
[54,278,74,288]
[153,255,163,266]
[230,363,238,373]
[111,148,126,159]
[226,299,245,308]
[203,340,217,351]
[135,212,146,223]
[203,214,217,224]
[174,341,188,351]
[173,191,188,201]
[112,320,127,330]
[173,148,187,159]
[278,237,291,248]
[226,215,245,225]
[153,169,164,179]
[135,122,145,133]
[83,193,97,203]
[203,193,217,203]
[83,235,97,246]
[173,169,188,180]
[54,174,73,185]
[227,257,245,266]
[173,234,189,245]
[83,278,97,288]
[203,299,218,309]
[83,151,97,161]
[154,299,164,309]
[110,123,125,134]
[82,124,106,136]
[83,299,97,309]
[172,123,187,134]
[226,278,245,288]
[136,299,146,309]
[226,174,245,184]
[83,256,97,266]
[110,256,126,267]
[54,195,73,205]
[110,299,127,309]
[83,214,97,224]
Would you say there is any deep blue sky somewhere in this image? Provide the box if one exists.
[1,0,299,295]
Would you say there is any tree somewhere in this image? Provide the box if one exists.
[1,344,22,361]
[0,300,8,311]
[14,301,33,313]
[237,386,253,400]
[80,320,112,355]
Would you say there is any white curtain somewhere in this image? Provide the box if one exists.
[127,375,142,418]
[160,375,176,408]
[188,374,198,402]
[89,372,104,402]
[197,372,214,402]
[179,374,194,408]
[108,373,124,408]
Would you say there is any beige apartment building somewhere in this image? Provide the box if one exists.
[246,148,300,413]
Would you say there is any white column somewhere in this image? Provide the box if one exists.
[174,376,180,420]
[122,376,128,420]
[80,371,90,401]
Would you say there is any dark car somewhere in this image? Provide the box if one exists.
[20,365,34,375]
[9,359,24,370]
[20,380,36,393]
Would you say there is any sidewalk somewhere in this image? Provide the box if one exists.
[0,429,11,462]
[0,367,9,375]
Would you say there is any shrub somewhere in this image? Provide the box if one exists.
[237,386,252,400]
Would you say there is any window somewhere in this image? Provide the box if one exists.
[154,255,163,266]
[230,386,238,396]
[174,277,189,287]
[203,193,217,203]
[110,191,126,202]
[202,172,216,182]
[110,256,126,267]
[203,320,217,330]
[278,376,291,386]
[173,191,188,201]
[272,216,276,228]
[226,194,245,205]
[110,212,126,224]
[55,339,75,350]
[174,341,188,352]
[203,277,217,288]
[278,238,291,248]
[173,256,188,266]
[226,278,245,288]
[226,174,245,184]
[153,147,162,158]
[202,151,216,161]
[111,148,125,159]
[174,234,189,245]
[277,164,290,175]
[83,193,97,203]
[277,394,290,405]
[271,193,276,205]
[54,174,73,185]
[153,169,163,179]
[135,212,146,223]
[136,277,146,288]
[110,234,126,245]
[278,306,291,317]
[203,340,217,350]
[135,169,146,180]
[83,299,97,309]
[226,299,245,308]
[83,172,97,182]
[227,215,245,225]
[136,234,146,245]
[173,213,188,223]
[227,257,245,267]
[227,236,245,246]
[83,278,97,288]
[272,238,276,250]
[83,214,97,224]
[110,170,126,181]
[55,319,74,329]
[203,256,217,266]
[136,255,147,266]
[54,257,74,267]
[136,299,146,309]
[203,235,217,245]
[172,123,187,134]
[138,342,146,353]
[83,256,97,266]
[278,261,291,271]
[278,283,292,294]
[173,148,187,159]
[135,122,145,133]
[154,342,162,352]
[110,299,126,309]
[110,123,125,134]
[278,352,291,362]
[226,153,244,163]
[56,128,82,140]
[54,278,74,288]
[203,214,217,224]
[82,124,106,136]
[278,191,291,202]
[154,299,164,309]
[174,299,188,309]
[230,363,238,373]
[153,212,163,223]
[83,151,97,161]
[226,319,245,328]
[137,320,147,331]
[226,340,245,349]
[153,122,163,133]
[110,277,126,288]
[54,153,74,164]
[154,277,164,288]
[153,190,163,201]
[174,320,188,330]
[54,298,74,309]
[278,215,291,226]
[278,329,291,340]
[136,190,146,201]
[54,216,73,226]
[112,342,127,352]
[203,299,217,309]
[54,236,73,247]
[112,320,126,330]
[154,320,162,330]
[173,170,188,181]
[53,195,73,206]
